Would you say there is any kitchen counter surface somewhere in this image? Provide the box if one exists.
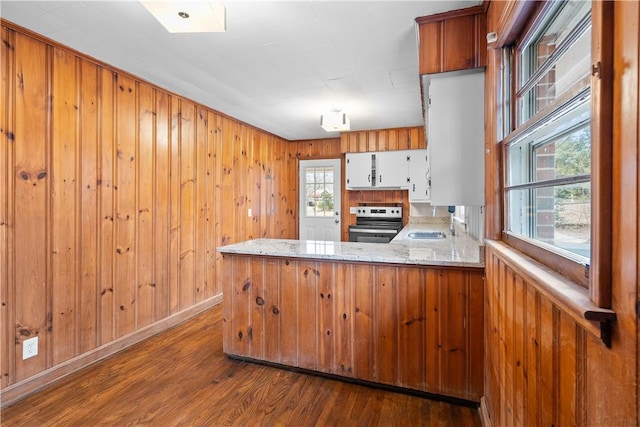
[218,219,484,268]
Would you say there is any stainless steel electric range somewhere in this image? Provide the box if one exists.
[348,206,403,243]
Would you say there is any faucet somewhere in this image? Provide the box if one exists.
[448,206,456,236]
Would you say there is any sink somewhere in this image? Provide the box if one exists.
[407,231,447,240]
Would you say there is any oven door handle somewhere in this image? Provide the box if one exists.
[348,228,397,234]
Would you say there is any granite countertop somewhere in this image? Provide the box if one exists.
[217,218,484,268]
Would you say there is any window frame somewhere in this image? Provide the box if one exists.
[499,0,613,301]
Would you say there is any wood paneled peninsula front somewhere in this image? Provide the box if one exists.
[218,229,484,403]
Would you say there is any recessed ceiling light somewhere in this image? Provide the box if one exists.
[141,1,226,33]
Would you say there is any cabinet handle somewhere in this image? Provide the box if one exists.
[412,184,415,192]
[368,174,370,183]
[379,175,382,183]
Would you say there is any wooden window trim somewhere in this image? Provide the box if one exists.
[497,1,614,310]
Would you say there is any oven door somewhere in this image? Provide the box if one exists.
[348,227,397,243]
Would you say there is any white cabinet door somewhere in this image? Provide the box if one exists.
[345,152,373,189]
[345,151,409,189]
[408,148,431,202]
[375,150,409,189]
[425,70,484,206]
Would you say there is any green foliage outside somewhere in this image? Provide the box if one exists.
[316,191,334,211]
[554,128,591,201]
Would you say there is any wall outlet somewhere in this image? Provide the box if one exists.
[23,336,38,360]
[247,208,252,218]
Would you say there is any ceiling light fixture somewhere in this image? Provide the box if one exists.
[320,111,350,132]
[141,1,226,33]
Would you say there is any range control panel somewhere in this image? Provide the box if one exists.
[351,206,402,218]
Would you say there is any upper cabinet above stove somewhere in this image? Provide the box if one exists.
[345,151,410,190]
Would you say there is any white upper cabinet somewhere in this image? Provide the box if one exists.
[408,147,431,202]
[345,151,410,190]
[424,69,485,206]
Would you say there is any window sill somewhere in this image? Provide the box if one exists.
[485,239,616,347]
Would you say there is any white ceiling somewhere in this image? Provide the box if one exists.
[0,0,481,140]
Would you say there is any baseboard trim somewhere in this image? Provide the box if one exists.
[479,396,492,427]
[0,294,222,408]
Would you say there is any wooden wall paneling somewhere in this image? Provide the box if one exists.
[374,266,397,385]
[397,267,425,390]
[297,261,318,370]
[333,263,353,377]
[440,270,466,399]
[511,275,524,425]
[424,269,441,395]
[0,26,13,389]
[287,140,298,238]
[194,106,208,303]
[78,59,99,354]
[442,15,486,70]
[213,113,224,295]
[357,132,367,153]
[168,96,181,315]
[418,22,442,75]
[352,263,374,380]
[218,118,232,245]
[236,123,247,240]
[495,259,507,425]
[98,67,116,345]
[524,283,539,425]
[51,47,79,365]
[220,254,233,354]
[136,82,155,328]
[250,129,261,241]
[154,91,170,319]
[13,33,50,381]
[397,128,410,150]
[467,270,484,401]
[279,259,297,366]
[376,131,388,151]
[204,110,217,298]
[178,100,196,310]
[249,257,264,360]
[317,261,334,374]
[558,311,579,427]
[262,258,280,363]
[367,131,377,151]
[114,74,137,337]
[232,256,250,357]
[258,133,268,239]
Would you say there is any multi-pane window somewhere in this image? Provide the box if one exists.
[505,0,592,262]
[304,166,335,217]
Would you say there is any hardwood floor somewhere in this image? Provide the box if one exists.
[1,303,482,426]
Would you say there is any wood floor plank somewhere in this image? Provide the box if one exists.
[1,304,481,426]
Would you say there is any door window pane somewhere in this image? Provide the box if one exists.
[304,166,335,217]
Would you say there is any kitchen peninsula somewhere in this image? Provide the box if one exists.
[218,225,484,403]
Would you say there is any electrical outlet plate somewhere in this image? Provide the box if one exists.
[23,336,38,360]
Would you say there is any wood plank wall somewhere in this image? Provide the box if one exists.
[222,254,484,402]
[0,24,297,394]
[482,1,639,425]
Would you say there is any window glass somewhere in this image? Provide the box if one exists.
[304,166,335,217]
[505,0,592,264]
[517,0,591,124]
